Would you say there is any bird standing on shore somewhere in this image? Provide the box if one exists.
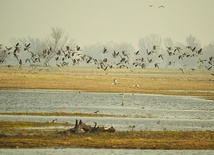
[112,79,118,85]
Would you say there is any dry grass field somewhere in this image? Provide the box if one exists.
[0,121,214,149]
[0,66,214,100]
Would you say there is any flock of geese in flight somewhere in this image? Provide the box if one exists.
[0,42,213,74]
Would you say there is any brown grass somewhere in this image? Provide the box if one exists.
[0,112,127,118]
[0,121,214,149]
[0,66,214,100]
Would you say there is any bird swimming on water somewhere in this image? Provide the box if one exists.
[52,118,57,123]
[94,110,99,113]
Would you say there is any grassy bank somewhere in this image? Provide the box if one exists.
[0,66,214,100]
[0,121,214,149]
[0,112,126,118]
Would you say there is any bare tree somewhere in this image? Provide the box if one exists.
[138,33,162,53]
[164,37,174,48]
[43,27,75,51]
[185,35,201,49]
[43,27,76,64]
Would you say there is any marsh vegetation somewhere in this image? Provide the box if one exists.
[0,67,213,149]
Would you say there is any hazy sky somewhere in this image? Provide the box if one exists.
[1,0,214,48]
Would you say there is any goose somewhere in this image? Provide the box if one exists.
[122,50,129,58]
[120,57,126,63]
[134,50,140,55]
[76,45,81,51]
[186,45,192,49]
[52,118,57,123]
[19,59,22,65]
[167,47,173,51]
[94,110,99,114]
[66,46,70,51]
[205,66,212,70]
[15,43,19,47]
[131,125,135,131]
[168,61,175,66]
[158,54,164,60]
[102,47,108,53]
[192,47,196,52]
[178,55,183,60]
[158,5,164,8]
[147,57,152,63]
[174,46,182,52]
[153,45,158,50]
[146,49,153,55]
[112,79,118,85]
[5,46,12,51]
[133,84,140,88]
[24,43,30,51]
[179,68,184,74]
[197,48,202,55]
[154,63,160,68]
[112,50,119,58]
[167,50,173,56]
[141,63,146,69]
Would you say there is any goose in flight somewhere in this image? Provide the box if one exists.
[158,5,164,8]
[102,47,108,54]
[154,63,160,68]
[197,48,202,55]
[76,45,81,51]
[179,68,184,74]
[112,51,119,58]
[134,50,140,55]
[158,54,164,60]
[24,43,31,51]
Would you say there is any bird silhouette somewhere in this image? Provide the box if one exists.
[94,110,99,113]
[158,5,164,8]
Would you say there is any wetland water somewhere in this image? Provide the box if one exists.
[0,148,214,155]
[0,89,214,131]
[1,90,214,154]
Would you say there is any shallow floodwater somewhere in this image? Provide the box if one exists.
[0,89,214,131]
[0,148,214,155]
